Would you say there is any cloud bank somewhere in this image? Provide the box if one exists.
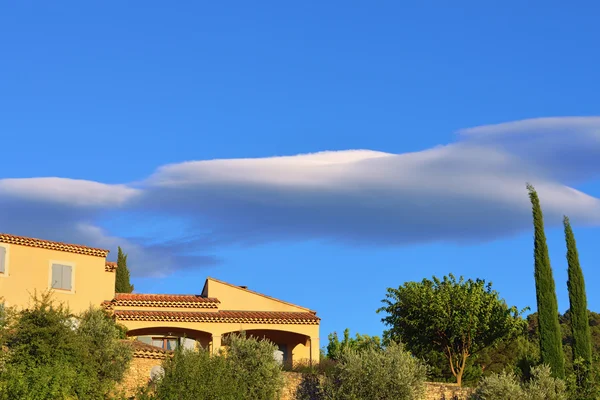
[1,117,600,276]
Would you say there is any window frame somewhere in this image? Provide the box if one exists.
[48,260,76,294]
[0,244,9,277]
[151,337,179,351]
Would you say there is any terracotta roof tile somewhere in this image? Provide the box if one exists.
[0,233,109,258]
[121,340,172,359]
[105,261,117,272]
[114,310,320,325]
[109,293,220,309]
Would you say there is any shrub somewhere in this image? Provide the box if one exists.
[224,333,285,399]
[0,293,132,400]
[0,299,15,370]
[137,347,240,400]
[525,365,567,400]
[138,332,284,400]
[77,307,133,394]
[471,365,567,400]
[289,358,337,375]
[297,342,427,400]
[565,356,600,400]
[295,372,324,400]
[469,371,524,400]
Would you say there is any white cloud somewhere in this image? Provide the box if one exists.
[0,178,139,207]
[1,117,600,275]
[140,143,600,247]
[458,116,600,183]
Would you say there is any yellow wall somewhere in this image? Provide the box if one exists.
[0,243,115,313]
[121,319,320,362]
[203,278,314,313]
[115,278,321,362]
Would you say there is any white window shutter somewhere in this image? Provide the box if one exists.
[62,265,72,291]
[51,264,62,289]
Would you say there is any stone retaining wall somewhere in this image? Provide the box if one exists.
[117,357,162,397]
[423,382,473,400]
[120,358,473,400]
[280,372,473,400]
[281,372,303,400]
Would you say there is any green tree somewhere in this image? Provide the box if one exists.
[297,342,428,400]
[115,246,134,293]
[326,328,382,361]
[77,307,133,394]
[471,365,567,400]
[527,183,565,378]
[378,274,525,386]
[0,292,132,399]
[564,217,592,381]
[137,333,284,400]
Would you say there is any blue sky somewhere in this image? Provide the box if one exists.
[1,2,600,342]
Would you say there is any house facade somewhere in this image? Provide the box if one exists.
[0,233,320,364]
[0,233,115,312]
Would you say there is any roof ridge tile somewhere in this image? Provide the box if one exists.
[0,233,109,258]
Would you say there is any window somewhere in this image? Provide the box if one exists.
[152,337,179,350]
[0,246,5,274]
[51,263,72,291]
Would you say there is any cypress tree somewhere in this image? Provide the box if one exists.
[564,216,592,369]
[114,246,134,293]
[527,183,565,378]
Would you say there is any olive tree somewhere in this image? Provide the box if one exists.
[326,328,382,361]
[138,333,285,400]
[471,364,567,400]
[0,293,132,400]
[296,342,428,400]
[378,274,526,386]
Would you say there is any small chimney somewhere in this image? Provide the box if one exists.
[239,285,248,289]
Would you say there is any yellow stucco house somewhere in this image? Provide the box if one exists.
[0,233,320,364]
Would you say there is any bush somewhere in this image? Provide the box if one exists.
[77,307,133,394]
[289,358,337,375]
[0,299,14,370]
[565,356,600,400]
[296,342,428,400]
[471,364,567,400]
[138,332,285,400]
[224,333,285,399]
[137,346,239,400]
[525,365,567,400]
[469,371,524,400]
[0,293,132,400]
[296,372,324,400]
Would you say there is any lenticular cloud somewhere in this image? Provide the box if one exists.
[1,116,600,275]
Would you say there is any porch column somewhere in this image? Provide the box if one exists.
[211,334,222,354]
[310,336,320,363]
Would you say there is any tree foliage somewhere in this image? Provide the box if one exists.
[137,333,285,400]
[378,274,525,386]
[527,183,565,378]
[525,311,600,399]
[564,216,593,391]
[325,328,382,361]
[296,342,428,400]
[115,246,134,293]
[471,364,567,400]
[223,333,286,399]
[0,292,132,399]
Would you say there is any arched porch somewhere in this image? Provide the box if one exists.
[221,329,314,366]
[127,326,213,351]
